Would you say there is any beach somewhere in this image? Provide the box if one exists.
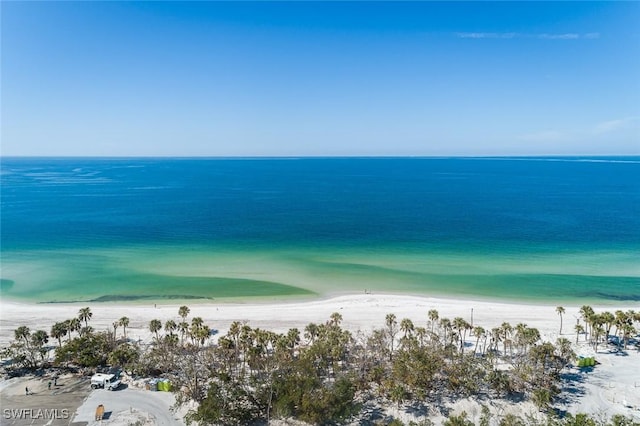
[3,293,637,347]
[1,293,639,423]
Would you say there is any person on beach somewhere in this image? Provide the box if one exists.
[25,386,29,395]
[48,381,52,390]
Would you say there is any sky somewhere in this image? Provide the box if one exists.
[1,1,639,157]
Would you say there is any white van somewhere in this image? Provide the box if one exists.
[90,373,121,390]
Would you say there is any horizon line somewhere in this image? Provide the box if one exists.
[2,154,639,160]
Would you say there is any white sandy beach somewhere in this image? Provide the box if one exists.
[1,293,639,423]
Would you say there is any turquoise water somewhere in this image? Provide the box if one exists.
[1,157,639,304]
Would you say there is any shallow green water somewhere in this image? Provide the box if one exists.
[2,244,638,304]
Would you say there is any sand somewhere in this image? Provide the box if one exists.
[1,293,639,423]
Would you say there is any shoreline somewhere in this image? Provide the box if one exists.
[2,285,638,309]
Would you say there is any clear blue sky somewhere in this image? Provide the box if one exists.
[2,1,639,156]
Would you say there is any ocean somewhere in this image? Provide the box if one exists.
[1,157,638,304]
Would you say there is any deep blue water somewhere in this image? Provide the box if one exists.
[2,157,639,251]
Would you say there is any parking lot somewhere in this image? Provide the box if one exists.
[1,375,91,426]
[72,385,183,425]
[1,374,184,426]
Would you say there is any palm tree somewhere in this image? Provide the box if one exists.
[31,330,49,365]
[14,326,30,342]
[50,322,67,347]
[149,319,162,341]
[31,329,48,345]
[68,318,81,339]
[78,307,92,328]
[79,326,94,337]
[515,323,540,353]
[556,337,574,368]
[415,327,427,347]
[119,316,130,339]
[239,324,253,373]
[304,323,319,344]
[574,324,584,343]
[179,305,190,321]
[600,311,615,338]
[580,305,595,337]
[500,322,513,355]
[385,313,398,360]
[194,325,211,346]
[227,321,242,368]
[622,323,636,350]
[490,327,502,354]
[191,316,204,328]
[440,318,452,346]
[592,323,605,352]
[400,318,414,338]
[614,310,628,341]
[399,318,415,349]
[164,333,179,347]
[189,317,205,345]
[473,326,485,355]
[428,309,439,333]
[556,306,565,335]
[164,319,177,336]
[452,317,471,353]
[112,321,119,339]
[329,312,343,326]
[286,328,300,351]
[514,323,528,353]
[179,321,189,346]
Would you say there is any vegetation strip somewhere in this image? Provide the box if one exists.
[2,305,639,425]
